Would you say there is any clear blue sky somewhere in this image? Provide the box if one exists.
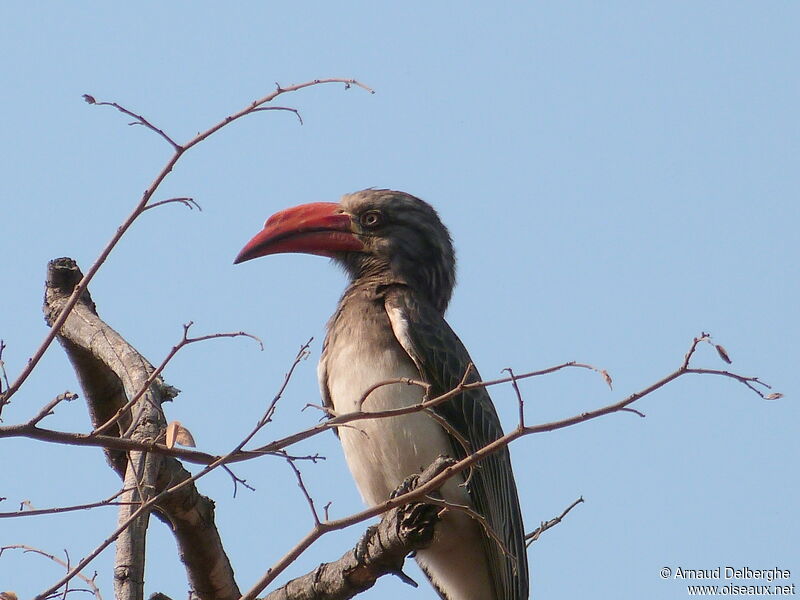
[2,2,797,599]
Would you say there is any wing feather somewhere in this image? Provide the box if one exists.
[384,286,529,600]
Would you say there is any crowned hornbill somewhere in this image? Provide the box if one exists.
[235,189,528,600]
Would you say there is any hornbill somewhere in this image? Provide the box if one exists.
[235,190,529,600]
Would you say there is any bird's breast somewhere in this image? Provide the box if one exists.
[322,321,461,507]
[319,289,498,599]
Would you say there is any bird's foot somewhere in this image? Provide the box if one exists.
[390,472,420,499]
[354,524,379,565]
[390,455,455,500]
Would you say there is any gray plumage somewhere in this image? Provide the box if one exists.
[318,190,529,600]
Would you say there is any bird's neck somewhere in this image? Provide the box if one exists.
[340,253,454,315]
[346,267,450,315]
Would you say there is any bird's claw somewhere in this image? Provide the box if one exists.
[390,472,421,499]
[390,567,419,588]
[354,524,379,565]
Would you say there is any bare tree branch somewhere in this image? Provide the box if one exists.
[30,260,321,598]
[40,258,239,600]
[81,95,181,150]
[5,260,779,600]
[113,417,162,600]
[525,497,584,546]
[141,197,202,212]
[0,78,371,409]
[28,391,79,426]
[0,545,102,599]
[0,339,777,469]
[0,340,10,404]
[258,458,451,600]
[0,75,782,600]
[281,452,322,526]
[0,488,131,519]
[420,495,514,567]
[247,106,303,125]
[0,363,587,464]
[238,331,779,597]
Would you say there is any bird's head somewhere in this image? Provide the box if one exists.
[234,189,456,312]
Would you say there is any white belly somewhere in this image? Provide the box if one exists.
[322,337,495,599]
[325,338,455,505]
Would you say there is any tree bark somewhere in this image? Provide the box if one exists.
[44,257,240,600]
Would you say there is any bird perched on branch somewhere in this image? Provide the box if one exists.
[235,189,528,600]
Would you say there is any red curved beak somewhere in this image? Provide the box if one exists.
[234,202,364,264]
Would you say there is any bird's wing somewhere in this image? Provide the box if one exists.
[384,285,529,600]
[317,323,341,441]
[318,339,333,411]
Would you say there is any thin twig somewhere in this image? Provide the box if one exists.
[0,488,131,519]
[28,392,79,426]
[81,95,181,150]
[61,548,72,600]
[222,465,256,497]
[281,451,321,525]
[260,339,313,427]
[248,106,303,125]
[356,377,430,410]
[682,332,711,369]
[422,495,515,566]
[684,368,776,399]
[1,545,103,600]
[142,197,202,212]
[618,407,646,418]
[0,340,10,403]
[525,497,584,546]
[504,368,525,428]
[423,408,472,455]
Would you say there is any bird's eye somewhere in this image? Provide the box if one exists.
[360,211,383,229]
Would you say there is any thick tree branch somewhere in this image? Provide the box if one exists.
[259,458,451,600]
[44,257,160,600]
[42,258,239,600]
